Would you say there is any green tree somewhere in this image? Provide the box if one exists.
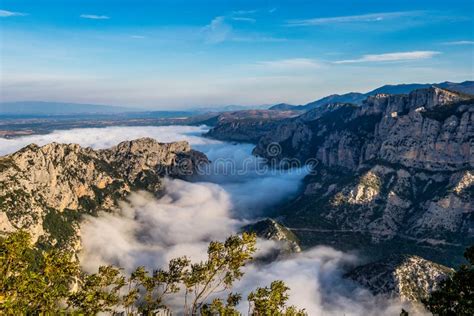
[201,293,242,316]
[0,230,79,314]
[125,257,189,314]
[68,265,126,314]
[0,230,307,315]
[248,281,306,316]
[183,233,257,315]
[423,246,474,315]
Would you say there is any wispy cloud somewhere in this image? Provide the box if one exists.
[232,10,257,15]
[257,58,321,71]
[130,35,146,39]
[202,16,232,44]
[202,16,284,44]
[80,14,110,20]
[334,51,440,64]
[231,17,256,23]
[442,40,474,45]
[286,11,422,26]
[0,9,27,17]
[233,36,285,43]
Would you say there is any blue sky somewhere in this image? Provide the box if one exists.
[0,0,473,109]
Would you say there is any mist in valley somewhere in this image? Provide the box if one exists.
[1,125,416,314]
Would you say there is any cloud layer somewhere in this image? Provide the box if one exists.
[286,11,423,26]
[80,14,110,20]
[257,58,321,72]
[0,9,26,17]
[443,40,474,45]
[335,51,440,64]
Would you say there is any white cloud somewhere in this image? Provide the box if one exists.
[202,16,283,44]
[286,11,422,26]
[442,40,474,45]
[130,35,146,39]
[231,17,256,23]
[232,10,257,15]
[258,58,322,71]
[202,16,232,43]
[80,14,110,20]
[0,9,27,17]
[334,51,440,64]
[80,182,239,271]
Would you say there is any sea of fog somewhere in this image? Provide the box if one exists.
[0,125,416,315]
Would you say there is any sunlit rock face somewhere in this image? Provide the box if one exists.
[0,138,208,247]
[255,87,472,171]
[346,254,454,302]
[243,218,302,254]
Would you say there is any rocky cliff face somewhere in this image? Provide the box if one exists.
[205,110,299,142]
[346,254,453,302]
[255,87,472,171]
[0,138,208,248]
[206,87,474,266]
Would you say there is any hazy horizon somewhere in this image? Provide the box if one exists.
[1,0,473,109]
[1,79,473,112]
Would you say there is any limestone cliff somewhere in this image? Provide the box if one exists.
[205,110,299,142]
[346,254,453,302]
[0,138,208,248]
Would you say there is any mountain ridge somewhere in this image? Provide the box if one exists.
[0,138,208,249]
[0,101,141,115]
[269,80,474,111]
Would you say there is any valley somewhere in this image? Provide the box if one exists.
[1,85,473,314]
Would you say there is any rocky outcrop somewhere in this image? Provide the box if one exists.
[243,218,301,254]
[346,254,453,302]
[0,138,208,247]
[255,87,472,171]
[205,110,299,142]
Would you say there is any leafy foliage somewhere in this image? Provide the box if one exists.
[248,281,306,316]
[423,246,474,315]
[201,293,242,316]
[0,230,306,315]
[0,230,79,314]
[68,265,126,314]
[183,232,257,314]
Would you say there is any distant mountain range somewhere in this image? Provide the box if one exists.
[0,101,270,116]
[0,101,138,115]
[3,81,473,115]
[192,104,270,112]
[270,81,474,111]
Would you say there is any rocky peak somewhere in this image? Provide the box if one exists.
[100,138,207,183]
[243,218,302,254]
[409,86,466,109]
[346,254,454,302]
[362,86,468,117]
